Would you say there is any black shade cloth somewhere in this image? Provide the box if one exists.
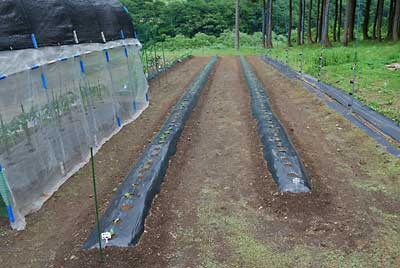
[0,0,135,51]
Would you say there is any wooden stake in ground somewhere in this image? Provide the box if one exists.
[235,0,240,50]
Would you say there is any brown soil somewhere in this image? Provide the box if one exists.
[0,56,210,268]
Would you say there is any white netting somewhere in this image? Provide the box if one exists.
[0,42,149,230]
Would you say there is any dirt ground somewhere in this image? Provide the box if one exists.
[0,56,210,268]
[1,56,400,268]
[61,56,400,268]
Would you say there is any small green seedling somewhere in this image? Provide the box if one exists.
[124,192,134,199]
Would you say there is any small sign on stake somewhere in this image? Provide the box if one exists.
[101,232,112,244]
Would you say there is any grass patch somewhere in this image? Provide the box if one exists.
[266,41,400,123]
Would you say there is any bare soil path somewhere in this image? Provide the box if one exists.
[0,56,210,268]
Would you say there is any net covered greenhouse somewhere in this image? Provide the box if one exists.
[0,0,149,230]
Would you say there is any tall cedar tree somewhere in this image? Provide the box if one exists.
[297,0,303,44]
[262,0,267,47]
[373,0,384,40]
[349,0,356,41]
[363,0,372,39]
[289,0,293,46]
[307,0,314,43]
[235,0,240,49]
[267,0,273,47]
[316,0,321,41]
[318,0,324,41]
[394,0,400,41]
[334,0,338,41]
[387,0,395,39]
[322,0,331,47]
[343,0,355,46]
[338,0,342,41]
[376,0,385,41]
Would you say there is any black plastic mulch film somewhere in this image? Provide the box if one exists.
[0,0,134,51]
[240,56,311,193]
[83,56,218,249]
[261,56,400,158]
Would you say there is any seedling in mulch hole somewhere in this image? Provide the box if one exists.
[281,157,289,161]
[121,204,133,211]
[288,172,299,177]
[151,152,159,158]
[113,218,121,224]
[124,192,134,199]
[132,183,140,188]
[137,175,145,180]
[153,146,161,151]
[145,160,153,167]
[284,163,293,167]
[109,228,115,237]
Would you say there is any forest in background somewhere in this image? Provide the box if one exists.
[121,0,400,45]
[120,0,399,124]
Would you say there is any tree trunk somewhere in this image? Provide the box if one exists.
[316,0,321,41]
[307,0,314,43]
[267,0,273,47]
[297,0,302,45]
[376,0,384,41]
[262,0,266,47]
[393,0,400,41]
[235,0,240,50]
[318,0,324,41]
[387,0,395,39]
[301,0,305,43]
[373,0,382,39]
[363,0,372,39]
[349,0,356,41]
[289,0,293,46]
[343,0,354,46]
[338,0,342,41]
[322,0,331,47]
[333,0,338,41]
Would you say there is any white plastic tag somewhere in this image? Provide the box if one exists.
[101,232,112,243]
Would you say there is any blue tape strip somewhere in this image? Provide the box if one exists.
[31,65,39,70]
[117,116,122,127]
[6,205,15,223]
[0,74,7,80]
[145,93,149,102]
[0,164,3,172]
[123,6,129,13]
[31,33,38,49]
[133,31,137,39]
[60,58,68,62]
[105,51,110,63]
[124,47,129,58]
[133,100,137,111]
[41,73,48,89]
[120,30,125,40]
[80,60,85,74]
